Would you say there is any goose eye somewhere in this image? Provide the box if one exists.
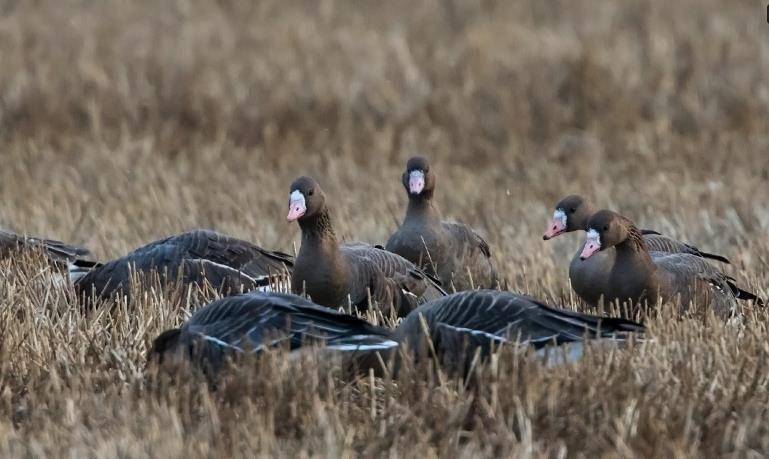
[603,225,609,231]
[307,189,314,196]
[569,207,576,213]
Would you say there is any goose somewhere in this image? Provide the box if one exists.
[75,229,292,304]
[148,290,644,377]
[395,289,644,371]
[385,156,498,290]
[287,176,445,317]
[148,291,397,376]
[542,195,734,307]
[0,228,96,282]
[577,210,762,317]
[0,228,91,260]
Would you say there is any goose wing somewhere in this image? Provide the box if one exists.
[182,230,293,278]
[0,229,91,262]
[163,292,396,371]
[396,290,643,361]
[341,242,446,315]
[644,233,730,264]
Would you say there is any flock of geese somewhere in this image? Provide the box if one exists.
[2,156,763,377]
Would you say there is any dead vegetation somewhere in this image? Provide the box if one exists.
[0,0,767,456]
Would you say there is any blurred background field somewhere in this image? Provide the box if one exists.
[0,0,767,456]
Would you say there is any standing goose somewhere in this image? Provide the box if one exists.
[76,229,293,304]
[542,195,733,306]
[395,289,644,371]
[578,210,762,317]
[385,156,497,291]
[287,176,445,316]
[148,291,397,376]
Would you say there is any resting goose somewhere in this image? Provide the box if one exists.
[0,228,95,276]
[0,228,91,259]
[287,176,445,316]
[395,289,643,371]
[578,210,762,317]
[543,195,733,306]
[385,156,498,291]
[148,291,397,376]
[149,290,643,377]
[75,229,293,304]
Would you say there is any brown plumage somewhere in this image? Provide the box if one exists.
[75,229,293,304]
[578,210,762,318]
[385,156,498,291]
[543,195,733,307]
[288,176,445,317]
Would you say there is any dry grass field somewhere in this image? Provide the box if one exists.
[0,0,767,456]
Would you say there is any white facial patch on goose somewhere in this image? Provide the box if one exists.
[408,170,425,194]
[586,229,600,247]
[580,229,602,259]
[544,208,569,239]
[553,209,567,227]
[287,190,307,221]
[290,190,305,206]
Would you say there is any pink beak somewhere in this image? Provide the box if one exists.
[580,239,601,260]
[287,201,305,221]
[409,173,425,194]
[543,218,567,240]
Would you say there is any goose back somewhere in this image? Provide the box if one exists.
[395,289,644,369]
[644,234,730,264]
[149,292,396,376]
[650,252,738,318]
[76,229,293,303]
[0,229,91,263]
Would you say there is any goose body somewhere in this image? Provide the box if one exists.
[287,176,445,316]
[395,289,644,369]
[544,195,733,307]
[0,228,91,263]
[385,157,497,290]
[76,229,292,303]
[149,290,643,376]
[148,291,397,375]
[577,210,761,317]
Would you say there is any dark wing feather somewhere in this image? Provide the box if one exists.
[75,242,187,301]
[167,292,396,373]
[442,223,491,258]
[76,230,292,303]
[644,234,730,264]
[181,259,263,294]
[341,242,446,315]
[650,252,743,317]
[171,230,293,277]
[396,290,643,364]
[0,229,92,263]
[441,223,498,288]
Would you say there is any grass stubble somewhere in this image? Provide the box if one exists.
[0,0,767,456]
